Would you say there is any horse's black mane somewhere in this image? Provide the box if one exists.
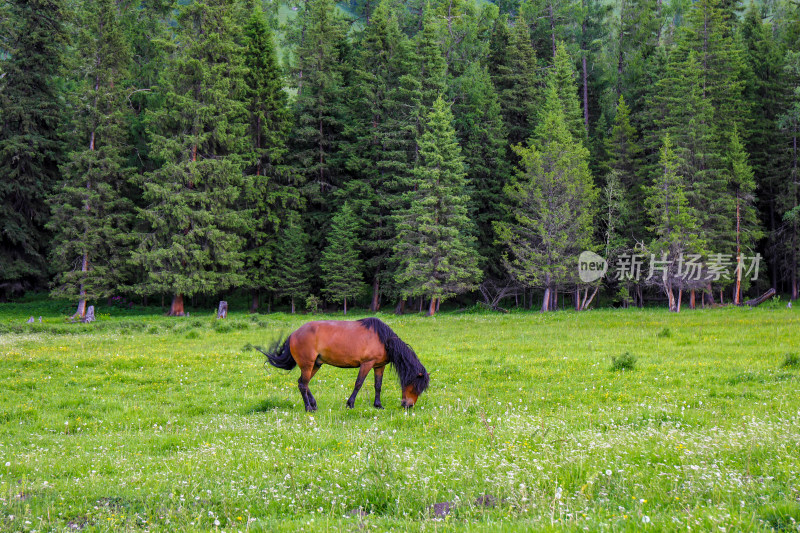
[358,317,429,395]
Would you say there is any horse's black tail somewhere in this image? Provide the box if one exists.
[255,334,296,370]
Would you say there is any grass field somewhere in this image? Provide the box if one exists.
[1,300,800,531]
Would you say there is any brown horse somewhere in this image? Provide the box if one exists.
[256,318,429,411]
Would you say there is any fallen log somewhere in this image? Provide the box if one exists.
[745,288,776,307]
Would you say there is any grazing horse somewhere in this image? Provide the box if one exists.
[256,318,429,411]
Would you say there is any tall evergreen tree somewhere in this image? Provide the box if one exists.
[451,62,510,277]
[273,210,312,314]
[394,96,482,316]
[321,202,365,314]
[132,0,249,316]
[644,135,704,312]
[47,0,133,318]
[340,0,407,311]
[489,15,541,148]
[549,42,586,143]
[495,83,597,312]
[741,3,789,291]
[0,0,67,296]
[240,6,293,312]
[726,127,762,304]
[287,0,350,271]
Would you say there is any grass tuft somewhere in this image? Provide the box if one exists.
[610,352,637,371]
[781,353,800,368]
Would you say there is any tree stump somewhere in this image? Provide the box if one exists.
[82,306,95,323]
[217,301,228,319]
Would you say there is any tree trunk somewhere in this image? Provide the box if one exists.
[581,31,589,135]
[291,296,296,314]
[428,297,437,316]
[250,290,259,313]
[706,283,715,305]
[370,273,380,312]
[395,299,405,315]
[542,286,551,312]
[344,296,348,315]
[690,289,696,310]
[734,197,742,305]
[677,288,683,313]
[168,293,185,316]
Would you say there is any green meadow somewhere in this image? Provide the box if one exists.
[1,301,800,531]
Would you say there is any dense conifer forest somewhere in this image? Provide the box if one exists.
[1,0,799,314]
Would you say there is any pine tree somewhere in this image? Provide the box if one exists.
[132,0,249,316]
[489,15,541,148]
[495,83,597,312]
[778,50,800,299]
[287,0,349,270]
[654,52,728,260]
[340,0,407,311]
[273,210,312,314]
[321,202,365,314]
[726,127,763,304]
[46,0,133,318]
[548,42,586,143]
[451,62,510,277]
[240,6,293,312]
[644,135,704,312]
[394,96,482,316]
[0,0,68,295]
[741,3,789,292]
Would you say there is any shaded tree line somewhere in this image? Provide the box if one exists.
[1,0,799,315]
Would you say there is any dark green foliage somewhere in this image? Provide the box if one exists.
[131,0,249,300]
[0,0,68,294]
[321,202,365,313]
[451,62,510,276]
[240,6,293,300]
[288,0,349,247]
[495,81,597,311]
[489,15,541,148]
[393,97,482,304]
[272,211,312,314]
[47,0,133,309]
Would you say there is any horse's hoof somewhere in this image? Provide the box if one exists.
[374,404,384,409]
[305,406,317,412]
[346,403,354,409]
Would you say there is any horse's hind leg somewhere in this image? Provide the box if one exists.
[297,363,320,412]
[373,366,385,409]
[346,362,375,409]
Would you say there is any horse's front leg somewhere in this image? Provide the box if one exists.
[346,362,375,409]
[373,366,385,409]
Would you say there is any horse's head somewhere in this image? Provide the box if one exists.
[401,370,429,408]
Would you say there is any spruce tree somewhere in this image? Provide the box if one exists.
[489,15,541,148]
[132,0,249,316]
[0,0,67,295]
[47,0,133,318]
[726,127,763,303]
[549,42,586,143]
[340,0,407,311]
[495,83,597,312]
[321,202,365,314]
[451,62,510,277]
[394,96,482,316]
[273,210,312,314]
[240,6,293,312]
[288,0,349,254]
[644,135,704,312]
